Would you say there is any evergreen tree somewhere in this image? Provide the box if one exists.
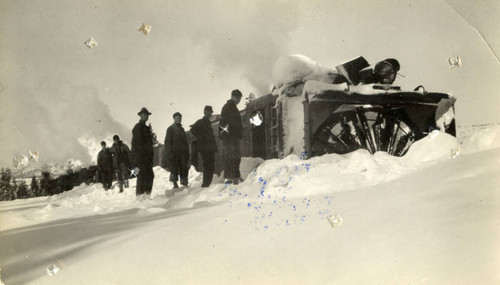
[0,168,12,201]
[40,171,52,196]
[30,176,40,197]
[66,167,74,174]
[149,123,160,147]
[65,160,77,174]
[11,177,18,200]
[17,180,28,199]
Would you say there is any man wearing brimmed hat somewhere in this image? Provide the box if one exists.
[164,112,189,188]
[190,105,217,187]
[219,89,243,185]
[132,107,155,196]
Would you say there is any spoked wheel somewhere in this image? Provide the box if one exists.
[311,106,419,157]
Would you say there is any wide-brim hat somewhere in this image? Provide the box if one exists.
[138,107,152,116]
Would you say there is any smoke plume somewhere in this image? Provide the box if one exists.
[0,0,302,167]
[0,80,128,167]
[178,1,299,95]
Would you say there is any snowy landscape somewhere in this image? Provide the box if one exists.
[1,0,499,284]
[1,126,499,284]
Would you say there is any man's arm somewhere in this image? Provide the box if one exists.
[190,119,202,140]
[220,103,229,120]
[164,127,173,153]
[97,152,103,167]
[124,144,132,167]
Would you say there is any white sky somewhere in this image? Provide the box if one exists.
[0,0,499,166]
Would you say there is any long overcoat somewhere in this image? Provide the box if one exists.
[163,123,189,170]
[131,120,154,168]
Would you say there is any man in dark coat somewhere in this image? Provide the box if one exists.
[97,141,113,190]
[109,135,132,193]
[164,112,189,189]
[132,107,155,196]
[190,106,217,187]
[219,89,243,184]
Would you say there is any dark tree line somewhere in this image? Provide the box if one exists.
[0,168,52,201]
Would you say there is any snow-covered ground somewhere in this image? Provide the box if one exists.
[1,127,499,284]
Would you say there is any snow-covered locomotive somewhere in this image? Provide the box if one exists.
[190,55,456,173]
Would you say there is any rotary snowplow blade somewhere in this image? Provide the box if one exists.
[303,90,456,157]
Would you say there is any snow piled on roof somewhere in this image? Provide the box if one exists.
[272,55,337,87]
[302,80,348,97]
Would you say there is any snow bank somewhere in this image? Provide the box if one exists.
[0,167,199,229]
[2,125,499,284]
[403,130,460,163]
[243,150,402,199]
[240,131,462,200]
[461,125,500,154]
[2,131,464,230]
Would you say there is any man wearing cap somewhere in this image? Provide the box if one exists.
[190,106,217,187]
[109,134,132,192]
[164,112,189,188]
[97,141,113,190]
[219,89,243,185]
[132,107,155,196]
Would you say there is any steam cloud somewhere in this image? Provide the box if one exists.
[0,81,128,167]
[177,1,299,94]
[0,0,300,167]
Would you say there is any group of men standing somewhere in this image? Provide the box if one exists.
[97,107,155,196]
[97,135,132,192]
[97,89,244,197]
[163,89,243,189]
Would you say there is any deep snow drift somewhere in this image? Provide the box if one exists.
[1,127,499,284]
